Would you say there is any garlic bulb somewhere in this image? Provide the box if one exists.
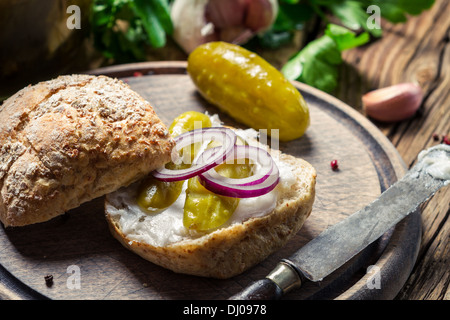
[171,0,278,54]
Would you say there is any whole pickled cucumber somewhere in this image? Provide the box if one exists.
[187,41,310,141]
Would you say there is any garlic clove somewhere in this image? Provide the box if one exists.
[220,27,254,44]
[205,0,247,29]
[171,0,218,54]
[245,0,278,32]
[362,83,424,122]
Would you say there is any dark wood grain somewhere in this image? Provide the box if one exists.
[0,64,420,300]
[335,0,450,300]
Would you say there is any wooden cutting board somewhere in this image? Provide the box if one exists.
[0,62,421,300]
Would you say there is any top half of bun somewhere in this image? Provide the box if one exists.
[0,74,175,227]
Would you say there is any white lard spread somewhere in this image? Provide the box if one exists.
[106,115,296,247]
[417,144,450,183]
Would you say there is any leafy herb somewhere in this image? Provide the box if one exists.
[250,0,315,50]
[326,1,383,37]
[325,23,370,51]
[311,0,435,37]
[368,0,435,22]
[280,0,435,92]
[91,0,173,62]
[282,24,369,93]
[274,1,315,32]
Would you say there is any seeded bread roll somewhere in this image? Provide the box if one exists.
[0,74,175,227]
[105,141,316,279]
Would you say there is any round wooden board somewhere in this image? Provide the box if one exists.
[0,62,421,300]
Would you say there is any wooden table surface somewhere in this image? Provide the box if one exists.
[333,0,449,300]
[0,0,447,301]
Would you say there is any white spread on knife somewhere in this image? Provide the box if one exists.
[417,144,450,183]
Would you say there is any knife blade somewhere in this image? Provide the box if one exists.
[230,144,450,300]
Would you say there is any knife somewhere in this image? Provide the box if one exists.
[230,144,450,300]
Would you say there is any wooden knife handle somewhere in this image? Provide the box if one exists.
[229,262,303,300]
[229,278,283,300]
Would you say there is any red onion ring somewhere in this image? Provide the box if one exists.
[152,127,237,182]
[196,145,275,186]
[197,145,280,198]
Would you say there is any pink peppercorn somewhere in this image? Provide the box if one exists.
[443,135,450,145]
[330,160,339,171]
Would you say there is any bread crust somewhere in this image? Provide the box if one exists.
[0,74,175,227]
[105,150,316,279]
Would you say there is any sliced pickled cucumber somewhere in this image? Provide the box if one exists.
[137,176,183,213]
[170,111,212,164]
[183,176,239,231]
[137,109,255,230]
[187,41,310,141]
[183,160,253,231]
[169,111,212,136]
[137,111,211,213]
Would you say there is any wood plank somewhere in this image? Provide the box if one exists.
[336,0,450,300]
[396,189,450,300]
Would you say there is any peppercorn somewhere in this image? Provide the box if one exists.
[432,133,440,141]
[443,135,450,145]
[330,160,339,171]
[44,274,53,287]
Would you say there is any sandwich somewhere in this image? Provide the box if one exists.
[105,111,316,279]
[0,75,316,279]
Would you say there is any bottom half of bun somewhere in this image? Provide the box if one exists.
[104,152,316,279]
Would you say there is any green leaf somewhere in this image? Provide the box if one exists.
[257,30,293,49]
[367,0,435,23]
[132,0,166,48]
[370,0,435,16]
[90,0,174,61]
[150,0,173,34]
[273,2,314,31]
[279,0,301,4]
[282,34,342,92]
[327,1,382,37]
[91,5,112,26]
[325,23,370,51]
[282,24,369,93]
[396,0,435,15]
[328,1,366,30]
[315,0,435,36]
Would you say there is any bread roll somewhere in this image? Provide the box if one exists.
[0,74,174,227]
[105,137,316,279]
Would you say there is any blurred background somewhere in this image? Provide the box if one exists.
[0,0,295,99]
[0,0,435,101]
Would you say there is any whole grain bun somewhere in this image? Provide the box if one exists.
[0,74,174,227]
[105,143,316,279]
